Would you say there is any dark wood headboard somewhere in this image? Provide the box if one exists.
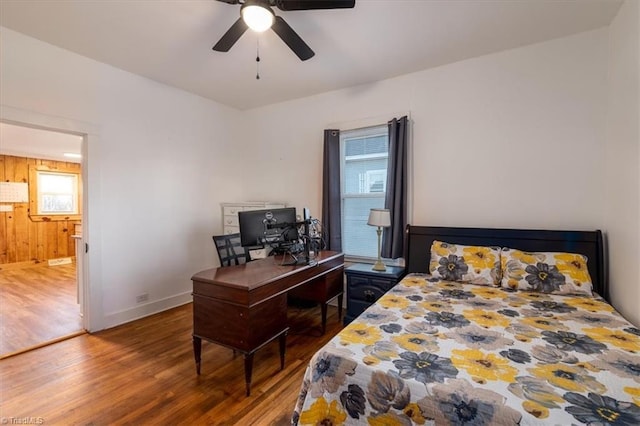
[404,225,608,301]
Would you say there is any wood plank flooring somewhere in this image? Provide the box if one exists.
[0,302,344,425]
[0,262,83,357]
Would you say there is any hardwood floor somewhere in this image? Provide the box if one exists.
[0,262,83,357]
[0,302,344,425]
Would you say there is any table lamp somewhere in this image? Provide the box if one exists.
[367,208,391,271]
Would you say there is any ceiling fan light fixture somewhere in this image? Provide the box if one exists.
[241,2,275,32]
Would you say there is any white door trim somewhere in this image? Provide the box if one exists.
[1,104,104,332]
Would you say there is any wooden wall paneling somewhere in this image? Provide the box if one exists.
[0,220,5,263]
[25,158,38,263]
[64,160,80,259]
[4,154,17,180]
[0,155,82,266]
[5,212,16,263]
[4,156,18,263]
[0,220,9,264]
[36,221,46,263]
[57,221,69,258]
[67,221,79,256]
[0,155,7,264]
[14,204,29,262]
[45,219,58,260]
[28,212,38,262]
[0,222,5,264]
[34,159,47,263]
[65,222,72,257]
[13,157,30,263]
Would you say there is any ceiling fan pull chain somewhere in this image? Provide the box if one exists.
[256,37,261,80]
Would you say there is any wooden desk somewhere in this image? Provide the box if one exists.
[191,251,344,396]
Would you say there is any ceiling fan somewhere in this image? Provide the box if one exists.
[213,0,356,61]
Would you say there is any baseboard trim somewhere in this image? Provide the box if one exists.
[103,291,193,330]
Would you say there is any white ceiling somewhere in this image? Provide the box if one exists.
[0,0,623,112]
[0,123,83,163]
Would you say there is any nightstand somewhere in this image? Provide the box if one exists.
[344,263,406,325]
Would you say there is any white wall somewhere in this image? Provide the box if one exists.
[1,27,243,330]
[243,29,608,232]
[603,0,640,326]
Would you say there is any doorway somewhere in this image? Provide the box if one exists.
[0,121,86,357]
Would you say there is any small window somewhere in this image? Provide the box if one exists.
[340,124,389,258]
[29,165,81,221]
[37,171,78,214]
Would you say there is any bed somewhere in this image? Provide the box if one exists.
[292,225,640,425]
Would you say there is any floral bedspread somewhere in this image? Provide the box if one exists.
[292,274,640,425]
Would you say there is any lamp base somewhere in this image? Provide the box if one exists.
[372,260,387,272]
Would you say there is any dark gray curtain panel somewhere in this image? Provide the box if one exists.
[382,116,408,259]
[322,129,341,251]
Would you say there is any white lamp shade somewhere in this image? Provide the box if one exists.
[241,4,274,32]
[367,208,391,227]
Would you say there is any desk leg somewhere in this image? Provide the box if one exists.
[279,331,287,370]
[193,335,202,375]
[244,353,254,396]
[337,293,343,320]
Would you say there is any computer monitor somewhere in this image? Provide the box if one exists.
[238,207,298,249]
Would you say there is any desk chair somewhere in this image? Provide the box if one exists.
[212,232,249,359]
[213,233,248,267]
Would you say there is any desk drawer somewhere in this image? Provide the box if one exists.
[193,293,287,352]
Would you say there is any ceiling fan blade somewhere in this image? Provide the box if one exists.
[275,0,355,11]
[213,18,249,52]
[271,16,315,61]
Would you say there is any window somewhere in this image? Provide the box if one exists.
[37,171,78,214]
[29,165,82,221]
[340,124,389,258]
[362,169,386,193]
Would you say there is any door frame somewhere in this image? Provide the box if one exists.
[1,104,104,331]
